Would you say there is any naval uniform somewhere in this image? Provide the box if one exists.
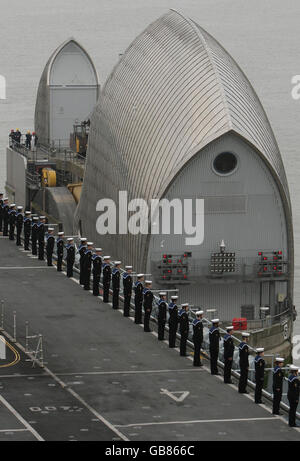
[223,334,234,383]
[102,262,111,303]
[209,326,220,375]
[31,221,38,255]
[37,222,45,260]
[168,302,178,348]
[56,237,64,271]
[78,244,87,285]
[46,234,55,266]
[23,216,31,250]
[92,254,102,296]
[8,209,16,240]
[287,374,300,427]
[192,318,203,366]
[66,243,75,278]
[254,355,265,403]
[178,308,189,356]
[134,281,143,324]
[238,341,249,393]
[112,268,120,309]
[143,287,154,332]
[157,299,167,340]
[2,203,9,236]
[122,272,132,316]
[272,366,284,415]
[15,211,23,246]
[82,249,92,290]
[0,198,3,232]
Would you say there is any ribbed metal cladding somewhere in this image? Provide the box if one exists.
[76,9,293,273]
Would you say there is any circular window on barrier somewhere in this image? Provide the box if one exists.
[213,152,238,175]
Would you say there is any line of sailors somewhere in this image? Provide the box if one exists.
[209,319,299,427]
[1,197,299,427]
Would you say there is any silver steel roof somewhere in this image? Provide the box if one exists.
[76,9,293,271]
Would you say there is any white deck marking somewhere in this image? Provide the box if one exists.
[116,416,277,428]
[0,394,44,441]
[160,388,190,402]
[0,266,53,269]
[0,428,28,433]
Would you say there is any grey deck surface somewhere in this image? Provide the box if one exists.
[0,236,299,441]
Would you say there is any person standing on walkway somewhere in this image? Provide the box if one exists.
[2,198,9,237]
[157,292,167,341]
[46,228,55,266]
[168,295,179,348]
[272,357,285,415]
[192,311,203,367]
[102,256,112,303]
[15,206,23,246]
[238,332,250,394]
[287,365,299,427]
[122,266,133,317]
[78,238,87,285]
[92,248,102,296]
[178,303,189,356]
[223,326,234,384]
[8,204,16,240]
[37,216,46,260]
[143,281,154,332]
[254,348,265,404]
[209,319,220,375]
[112,261,121,309]
[83,242,93,290]
[134,274,144,324]
[25,131,32,149]
[56,231,65,272]
[31,216,39,255]
[66,238,75,278]
[0,193,3,233]
[23,211,31,250]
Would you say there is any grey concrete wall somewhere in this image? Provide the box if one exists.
[5,147,27,208]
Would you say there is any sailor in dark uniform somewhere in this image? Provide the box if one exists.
[254,347,265,404]
[112,261,121,309]
[56,231,65,272]
[78,238,87,285]
[178,303,189,356]
[23,211,31,250]
[82,242,93,290]
[46,227,55,266]
[8,204,16,240]
[102,256,112,303]
[168,295,179,348]
[192,310,204,367]
[0,193,3,232]
[15,206,23,246]
[122,266,133,317]
[66,238,75,277]
[238,332,250,393]
[272,357,285,415]
[37,216,46,260]
[209,319,220,375]
[31,216,39,255]
[223,326,234,384]
[287,365,300,427]
[2,198,9,236]
[92,248,102,296]
[143,281,154,332]
[134,274,144,324]
[157,292,167,341]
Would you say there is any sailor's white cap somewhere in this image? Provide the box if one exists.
[275,357,284,362]
[87,242,93,246]
[226,326,234,331]
[39,216,46,219]
[211,318,220,323]
[256,348,264,353]
[125,265,132,269]
[3,197,8,201]
[171,295,178,300]
[137,273,144,278]
[181,303,189,307]
[196,310,204,315]
[80,237,87,241]
[103,256,111,260]
[145,280,152,284]
[32,216,39,220]
[58,231,64,236]
[48,227,54,231]
[159,292,167,296]
[10,203,16,207]
[114,261,121,265]
[242,332,250,337]
[67,237,74,242]
[95,248,102,252]
[17,206,23,210]
[289,365,299,371]
[25,211,31,215]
